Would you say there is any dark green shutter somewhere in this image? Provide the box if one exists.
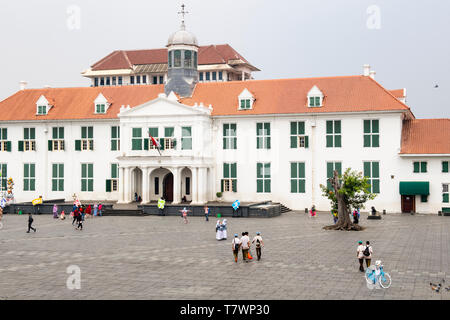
[327,163,334,179]
[364,162,371,177]
[335,135,342,148]
[173,138,177,149]
[291,179,297,193]
[372,180,380,193]
[444,194,449,203]
[221,180,224,193]
[372,162,379,178]
[231,163,237,178]
[6,141,11,152]
[413,162,420,173]
[144,138,149,150]
[290,122,297,135]
[372,120,379,133]
[81,127,87,139]
[326,121,333,134]
[291,136,297,148]
[59,127,64,139]
[232,180,237,192]
[160,138,165,150]
[364,135,371,147]
[18,141,24,152]
[334,121,341,134]
[326,136,333,148]
[299,179,305,193]
[291,163,297,179]
[305,136,309,148]
[48,140,53,151]
[75,140,81,151]
[421,162,427,173]
[298,122,305,135]
[364,120,371,134]
[335,162,342,175]
[443,162,449,173]
[299,163,305,178]
[224,163,229,179]
[372,135,379,147]
[88,127,93,139]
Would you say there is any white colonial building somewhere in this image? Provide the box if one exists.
[0,19,448,214]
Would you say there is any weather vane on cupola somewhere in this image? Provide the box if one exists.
[178,4,189,29]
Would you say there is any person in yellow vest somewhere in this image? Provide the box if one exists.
[158,197,166,216]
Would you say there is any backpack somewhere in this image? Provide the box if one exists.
[363,246,371,257]
[256,239,261,248]
[233,239,240,251]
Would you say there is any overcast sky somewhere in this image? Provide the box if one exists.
[0,0,448,118]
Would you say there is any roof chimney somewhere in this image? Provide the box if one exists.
[363,65,370,77]
[369,70,376,80]
[20,81,28,91]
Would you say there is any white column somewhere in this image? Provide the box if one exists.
[197,167,207,204]
[118,167,125,203]
[191,167,199,204]
[124,167,131,203]
[172,167,181,204]
[142,167,150,204]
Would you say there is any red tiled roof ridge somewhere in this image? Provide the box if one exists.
[91,50,132,70]
[365,76,413,115]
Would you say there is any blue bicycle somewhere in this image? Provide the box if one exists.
[365,260,391,288]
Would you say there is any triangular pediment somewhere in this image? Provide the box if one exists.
[118,94,211,118]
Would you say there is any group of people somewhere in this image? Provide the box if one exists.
[357,240,373,272]
[231,232,264,263]
[330,208,362,224]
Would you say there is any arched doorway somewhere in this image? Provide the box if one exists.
[163,172,174,202]
[131,167,143,202]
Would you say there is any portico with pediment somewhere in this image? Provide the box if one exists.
[116,93,215,205]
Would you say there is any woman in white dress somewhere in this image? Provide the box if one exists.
[216,220,222,240]
[221,219,228,240]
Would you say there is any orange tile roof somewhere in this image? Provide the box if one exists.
[182,76,411,116]
[0,76,411,121]
[0,86,164,121]
[400,119,450,154]
[91,44,257,71]
[389,89,405,99]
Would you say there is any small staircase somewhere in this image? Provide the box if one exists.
[103,203,144,216]
[280,204,292,213]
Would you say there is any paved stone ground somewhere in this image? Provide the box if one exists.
[0,211,448,300]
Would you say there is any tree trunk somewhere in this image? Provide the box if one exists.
[324,170,364,231]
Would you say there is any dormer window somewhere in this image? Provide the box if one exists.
[238,88,255,110]
[96,104,106,114]
[37,105,47,115]
[36,95,52,115]
[94,93,109,114]
[307,86,324,107]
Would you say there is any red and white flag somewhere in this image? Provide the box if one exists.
[149,131,162,155]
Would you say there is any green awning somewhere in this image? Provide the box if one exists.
[399,181,430,195]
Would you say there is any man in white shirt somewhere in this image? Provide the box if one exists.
[231,234,241,263]
[252,232,264,261]
[240,232,251,263]
[357,241,365,272]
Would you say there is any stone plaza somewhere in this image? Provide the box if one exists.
[0,211,448,300]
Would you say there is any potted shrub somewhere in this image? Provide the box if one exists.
[216,192,223,202]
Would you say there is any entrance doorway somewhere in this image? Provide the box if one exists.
[401,195,415,213]
[163,172,174,202]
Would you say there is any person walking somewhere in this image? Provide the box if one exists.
[221,219,228,240]
[310,205,317,218]
[52,204,58,219]
[76,211,83,230]
[357,241,365,272]
[252,232,264,261]
[231,234,241,263]
[86,205,92,219]
[240,232,251,263]
[158,197,166,216]
[179,207,190,224]
[72,207,78,226]
[27,213,36,233]
[352,209,359,224]
[93,203,98,217]
[364,241,373,268]
[98,203,103,216]
[204,205,210,222]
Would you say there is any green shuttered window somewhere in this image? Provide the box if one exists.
[291,162,306,193]
[290,122,309,148]
[256,123,271,149]
[413,161,427,173]
[132,128,142,150]
[363,161,380,193]
[221,163,237,192]
[111,126,120,151]
[0,164,7,189]
[363,120,380,147]
[326,120,341,148]
[257,163,271,193]
[326,162,342,189]
[181,127,192,150]
[52,164,64,191]
[81,163,94,192]
[23,163,36,191]
[223,124,237,149]
[442,161,449,173]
